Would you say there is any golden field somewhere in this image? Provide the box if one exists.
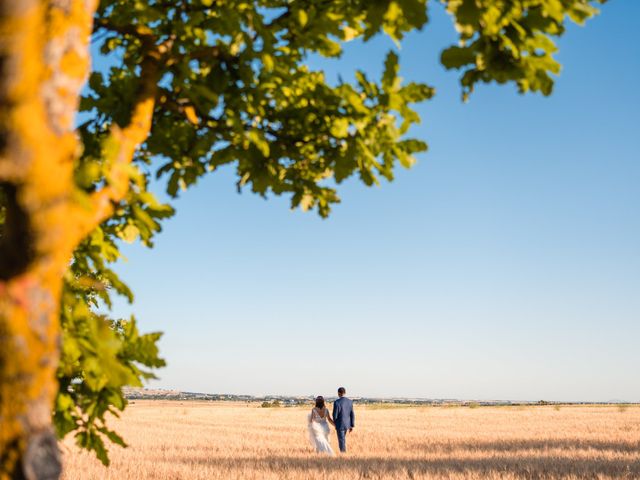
[61,401,640,480]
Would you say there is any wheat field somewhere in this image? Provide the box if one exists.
[60,401,640,479]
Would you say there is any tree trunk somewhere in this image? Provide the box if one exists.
[0,0,161,473]
[0,270,63,480]
[0,1,97,478]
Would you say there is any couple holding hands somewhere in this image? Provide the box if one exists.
[307,387,355,456]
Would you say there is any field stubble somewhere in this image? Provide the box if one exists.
[61,402,640,479]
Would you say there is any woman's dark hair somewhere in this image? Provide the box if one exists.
[315,396,325,409]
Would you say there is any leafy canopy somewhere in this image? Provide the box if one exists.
[45,0,604,465]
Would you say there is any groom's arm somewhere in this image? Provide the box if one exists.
[332,400,340,423]
[349,402,355,429]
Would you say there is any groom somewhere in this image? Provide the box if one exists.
[332,387,355,453]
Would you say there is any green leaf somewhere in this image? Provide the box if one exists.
[296,9,308,28]
[98,426,127,448]
[440,46,475,69]
[382,51,400,90]
[247,129,270,157]
[330,118,350,138]
[120,224,139,243]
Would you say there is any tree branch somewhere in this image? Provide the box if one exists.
[93,17,156,42]
[87,43,170,228]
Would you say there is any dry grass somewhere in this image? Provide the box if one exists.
[61,401,640,479]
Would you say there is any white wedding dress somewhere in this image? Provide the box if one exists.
[307,407,335,455]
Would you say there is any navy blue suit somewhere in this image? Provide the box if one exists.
[332,396,355,452]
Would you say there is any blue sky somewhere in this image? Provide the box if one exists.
[110,2,639,402]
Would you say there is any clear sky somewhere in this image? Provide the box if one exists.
[109,2,640,402]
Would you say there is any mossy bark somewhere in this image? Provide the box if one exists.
[0,1,96,478]
[0,273,64,480]
[0,0,161,476]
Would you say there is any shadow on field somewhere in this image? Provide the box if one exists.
[178,440,640,479]
[183,456,639,479]
[408,438,640,454]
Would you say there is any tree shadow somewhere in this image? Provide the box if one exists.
[182,455,639,478]
[173,438,640,479]
[407,438,640,454]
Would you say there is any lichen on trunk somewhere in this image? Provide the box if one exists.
[0,1,97,478]
[0,0,164,474]
[0,272,63,480]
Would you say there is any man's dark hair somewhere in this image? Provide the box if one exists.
[338,387,346,395]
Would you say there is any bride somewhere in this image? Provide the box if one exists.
[307,396,335,455]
